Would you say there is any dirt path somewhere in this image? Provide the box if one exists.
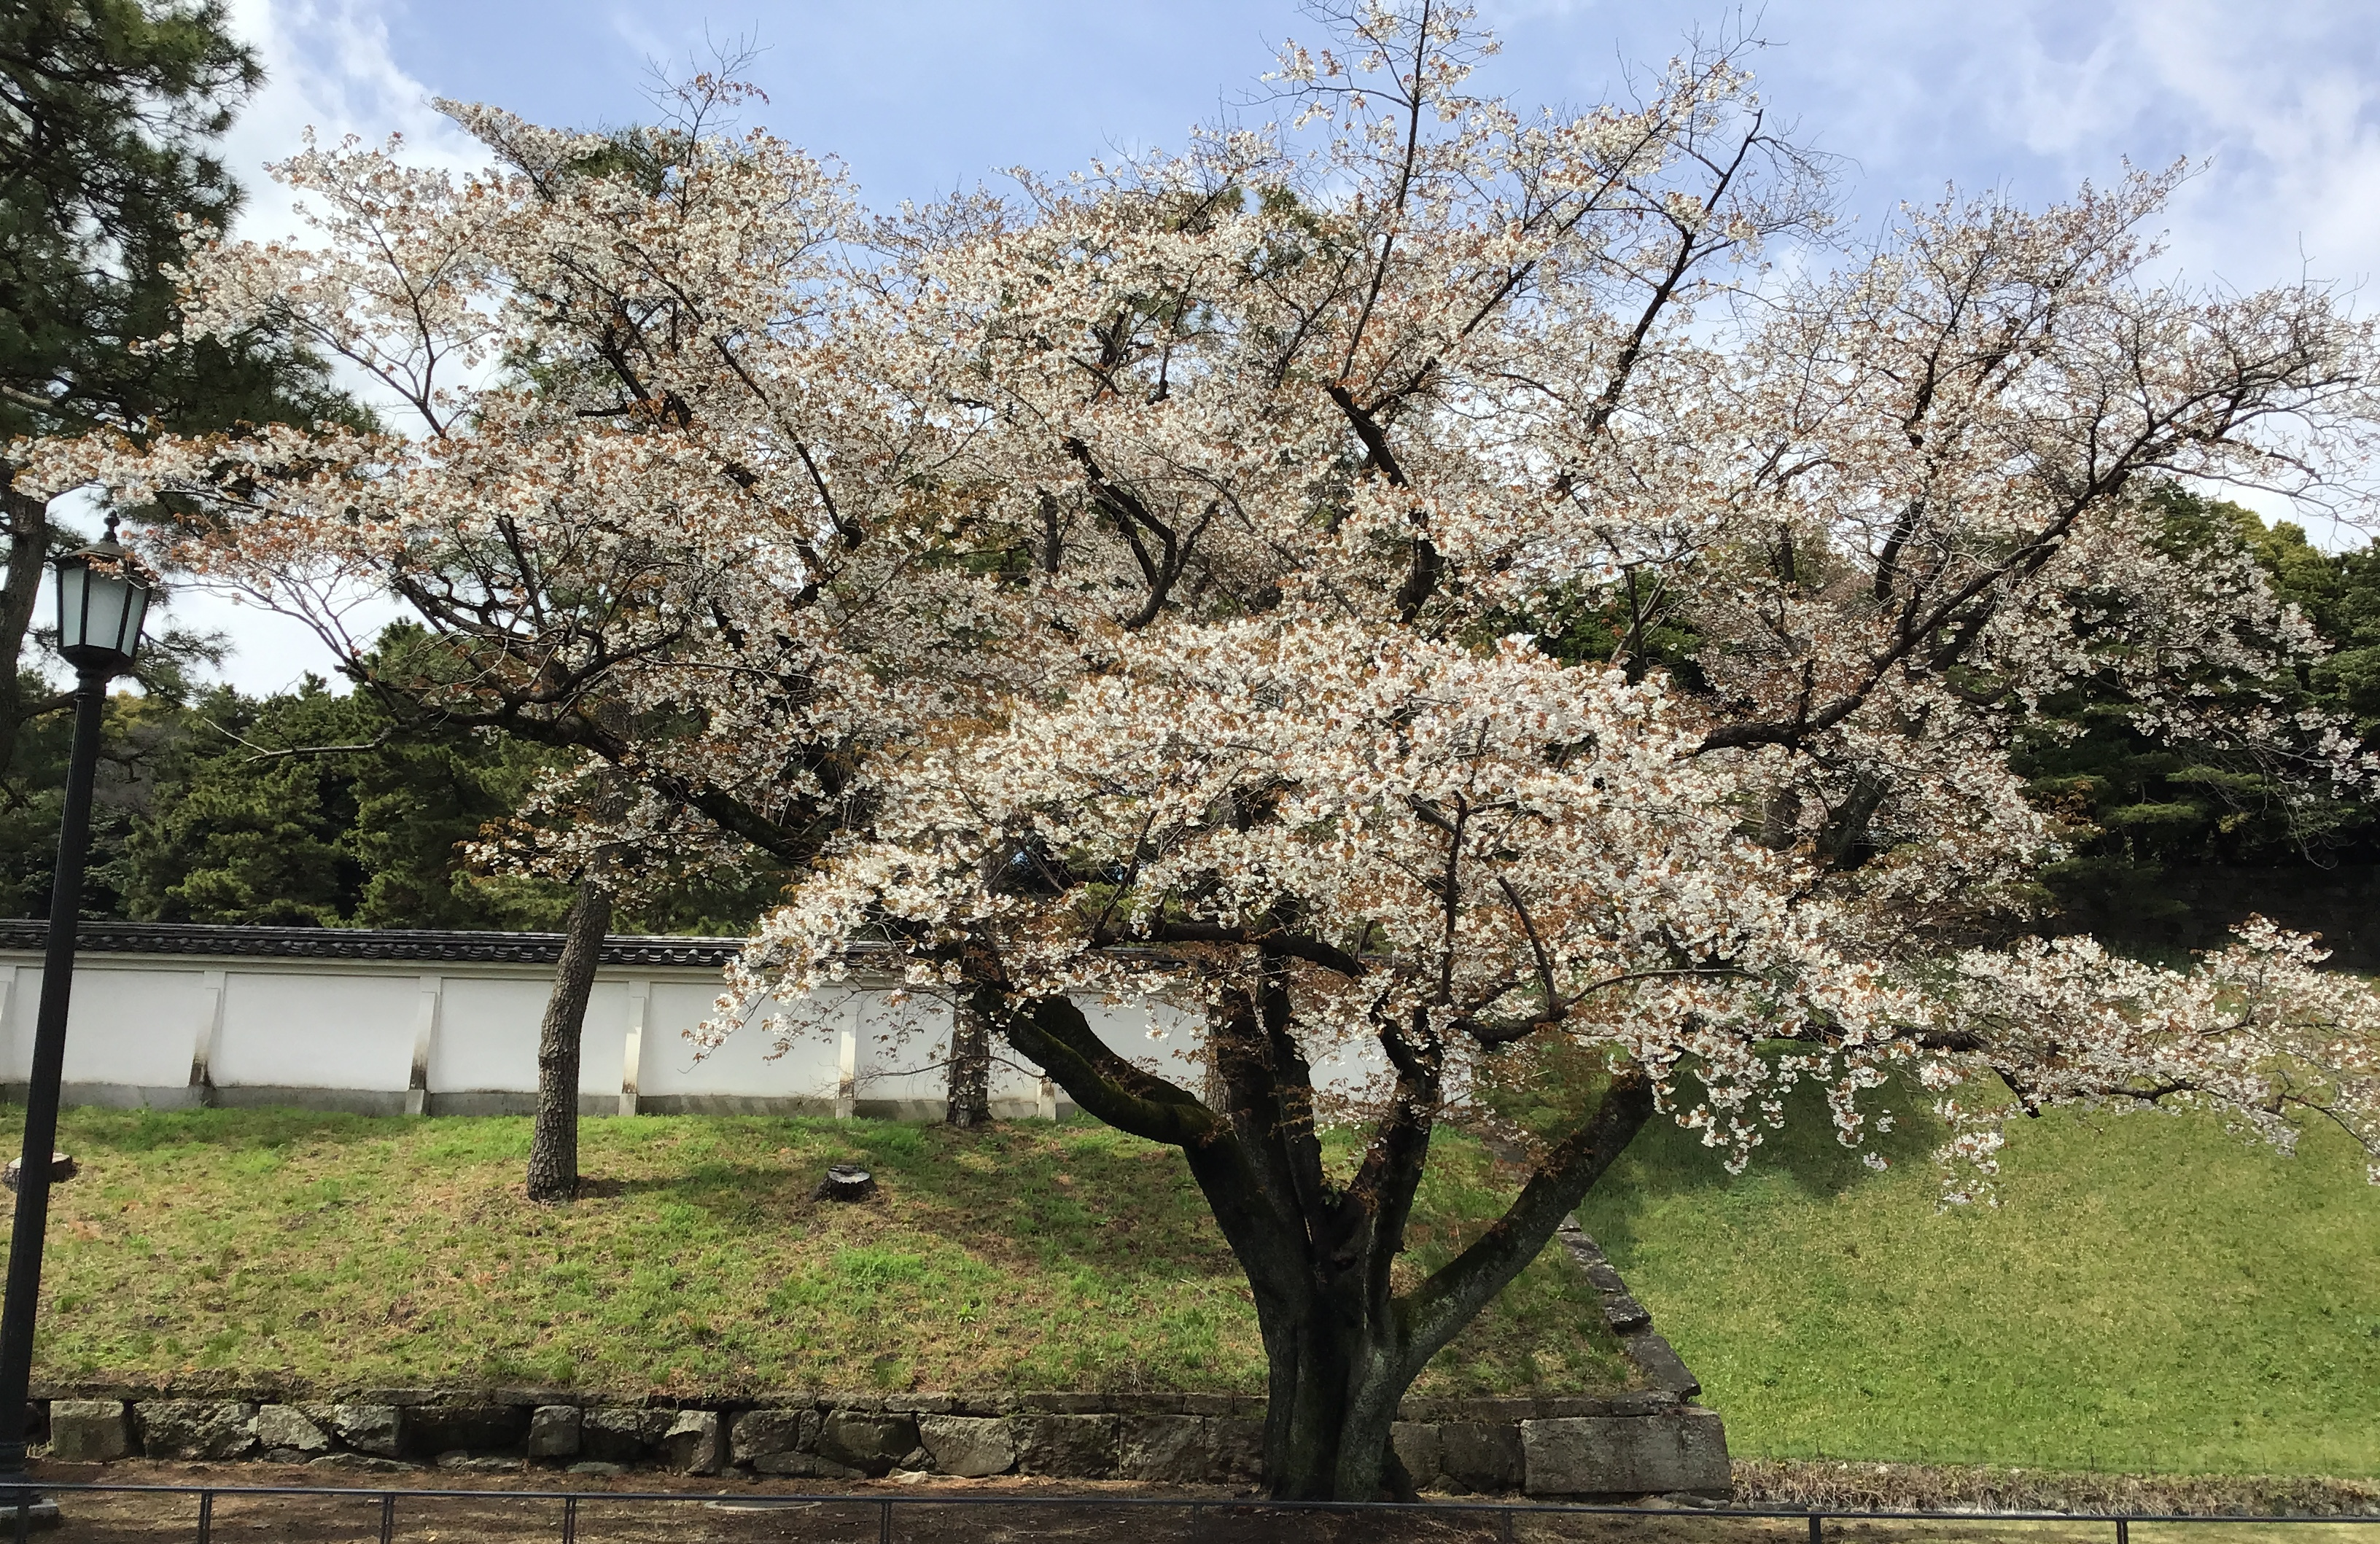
[15,1462,2366,1543]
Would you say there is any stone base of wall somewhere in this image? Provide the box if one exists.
[30,1389,1727,1498]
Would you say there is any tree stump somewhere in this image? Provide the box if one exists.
[813,1164,876,1203]
[3,1153,75,1193]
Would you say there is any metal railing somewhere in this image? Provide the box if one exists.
[1,1481,2373,1542]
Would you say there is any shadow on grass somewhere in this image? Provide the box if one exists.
[544,1117,1242,1288]
[1574,1066,1951,1263]
[23,1105,417,1153]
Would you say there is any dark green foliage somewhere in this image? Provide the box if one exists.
[0,0,361,444]
[0,0,362,789]
[2016,488,2380,939]
[0,680,176,919]
[122,680,373,925]
[0,644,790,934]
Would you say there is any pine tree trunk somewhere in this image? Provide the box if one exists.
[0,475,56,781]
[945,997,992,1128]
[526,876,612,1204]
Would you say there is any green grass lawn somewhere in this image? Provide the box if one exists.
[9,1091,2371,1480]
[1575,1085,2380,1478]
[0,1109,1630,1400]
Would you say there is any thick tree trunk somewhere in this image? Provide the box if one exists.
[526,875,612,1204]
[1244,1261,1420,1499]
[945,997,992,1128]
[1001,980,1657,1500]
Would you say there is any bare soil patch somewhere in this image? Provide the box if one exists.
[19,1462,2377,1544]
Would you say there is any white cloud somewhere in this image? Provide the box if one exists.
[165,0,465,695]
[219,0,479,239]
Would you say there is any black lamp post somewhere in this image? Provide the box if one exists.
[0,515,148,1522]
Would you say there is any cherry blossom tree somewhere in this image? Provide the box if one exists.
[26,1,2380,1501]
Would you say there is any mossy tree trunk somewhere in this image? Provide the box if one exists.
[994,958,1655,1500]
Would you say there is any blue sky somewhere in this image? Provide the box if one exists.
[171,0,2380,691]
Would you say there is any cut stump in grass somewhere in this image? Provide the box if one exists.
[814,1164,876,1203]
[3,1153,74,1192]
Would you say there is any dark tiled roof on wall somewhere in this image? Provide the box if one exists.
[0,920,748,970]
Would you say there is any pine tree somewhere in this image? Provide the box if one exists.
[0,0,356,781]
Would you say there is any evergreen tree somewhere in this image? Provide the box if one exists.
[2017,488,2380,939]
[0,0,357,782]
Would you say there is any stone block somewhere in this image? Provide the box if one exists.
[1011,1414,1117,1478]
[1520,1410,1730,1498]
[44,1400,128,1463]
[253,1405,330,1455]
[403,1404,525,1458]
[729,1408,817,1466]
[1116,1416,1205,1483]
[659,1411,722,1475]
[949,1393,1017,1417]
[1619,1333,1702,1397]
[1179,1393,1237,1417]
[321,1405,403,1458]
[582,1408,671,1465]
[1436,1421,1523,1493]
[817,1411,920,1477]
[527,1405,580,1459]
[1389,1422,1439,1489]
[1599,1291,1652,1333]
[1536,1397,1614,1419]
[918,1415,1016,1478]
[1208,1418,1264,1485]
[1102,1394,1186,1416]
[1015,1392,1109,1414]
[137,1400,257,1462]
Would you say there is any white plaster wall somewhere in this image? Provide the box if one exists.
[0,963,203,1089]
[0,950,1407,1119]
[850,990,955,1106]
[1079,997,1206,1091]
[635,982,842,1102]
[431,977,631,1097]
[63,965,207,1088]
[212,970,417,1092]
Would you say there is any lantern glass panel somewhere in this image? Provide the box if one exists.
[52,555,147,669]
[75,569,132,658]
[53,561,90,650]
[113,579,147,660]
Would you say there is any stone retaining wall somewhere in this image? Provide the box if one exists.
[30,1388,1728,1498]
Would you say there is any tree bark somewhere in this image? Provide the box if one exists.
[945,996,992,1128]
[998,981,1657,1500]
[526,873,612,1204]
[0,474,55,782]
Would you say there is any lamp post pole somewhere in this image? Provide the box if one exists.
[0,668,107,1489]
[0,515,149,1527]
